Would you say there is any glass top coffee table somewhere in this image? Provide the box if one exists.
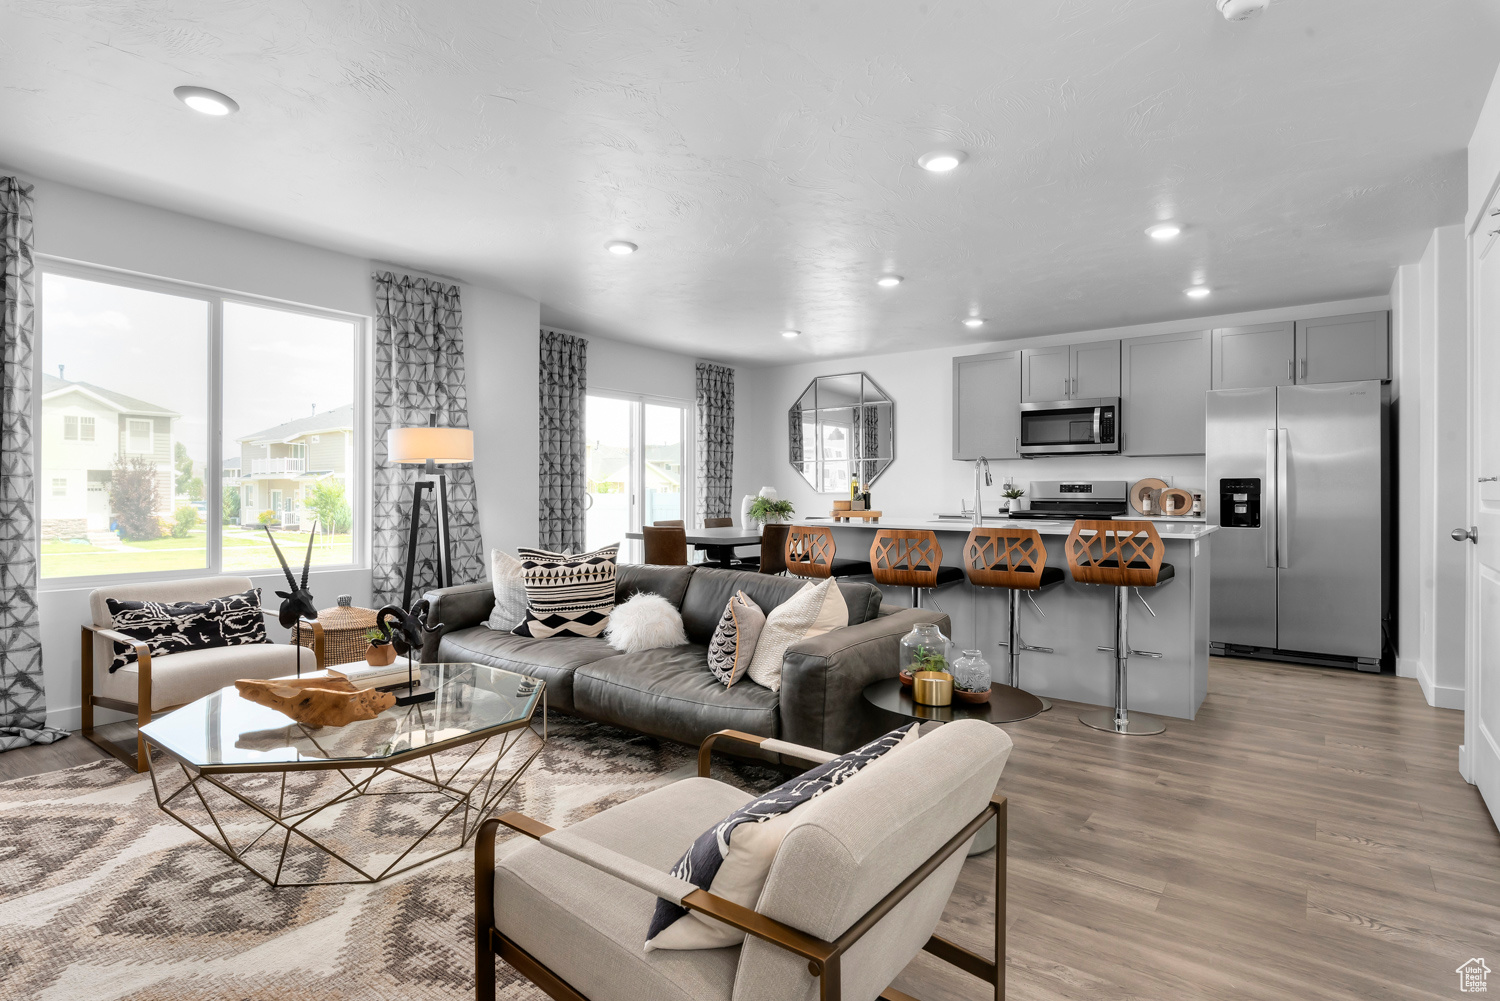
[140,663,545,887]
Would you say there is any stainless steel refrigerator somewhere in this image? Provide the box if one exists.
[1206,381,1390,671]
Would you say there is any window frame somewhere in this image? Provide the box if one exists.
[584,390,694,559]
[125,418,155,454]
[35,256,372,590]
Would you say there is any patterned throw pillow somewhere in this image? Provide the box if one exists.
[486,549,529,631]
[644,723,920,951]
[105,588,270,672]
[745,578,848,692]
[706,590,765,687]
[511,544,620,639]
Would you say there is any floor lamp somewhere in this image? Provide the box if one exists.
[388,416,475,610]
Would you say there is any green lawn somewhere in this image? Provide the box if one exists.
[42,527,354,579]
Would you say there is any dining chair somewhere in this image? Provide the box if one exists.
[642,525,689,566]
[653,519,686,527]
[757,522,789,575]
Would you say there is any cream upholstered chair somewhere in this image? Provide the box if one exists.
[81,574,324,772]
[476,719,1012,1001]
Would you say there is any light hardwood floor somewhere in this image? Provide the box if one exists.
[4,658,1496,999]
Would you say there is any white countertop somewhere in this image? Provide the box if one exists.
[803,514,1218,540]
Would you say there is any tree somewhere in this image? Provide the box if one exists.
[305,479,353,534]
[109,455,162,540]
[174,441,194,496]
[223,486,241,525]
[170,505,199,539]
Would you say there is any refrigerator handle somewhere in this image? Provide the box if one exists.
[1277,428,1290,569]
[1265,429,1277,569]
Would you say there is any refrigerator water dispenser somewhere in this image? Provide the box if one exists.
[1217,477,1261,528]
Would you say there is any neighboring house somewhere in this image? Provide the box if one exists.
[585,441,683,525]
[236,404,353,531]
[40,371,178,541]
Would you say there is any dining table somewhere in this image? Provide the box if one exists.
[623,525,762,568]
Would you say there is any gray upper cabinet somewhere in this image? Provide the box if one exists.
[953,350,1020,460]
[1021,341,1119,401]
[1122,330,1210,455]
[1072,340,1121,398]
[1295,311,1390,384]
[1212,322,1294,389]
[1020,345,1070,403]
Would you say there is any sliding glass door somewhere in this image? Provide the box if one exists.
[585,394,690,558]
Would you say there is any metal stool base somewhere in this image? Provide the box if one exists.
[1078,707,1166,735]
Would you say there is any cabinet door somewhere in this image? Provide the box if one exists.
[1295,311,1390,384]
[1020,345,1070,402]
[952,351,1020,460]
[1121,330,1209,455]
[1071,340,1121,398]
[1212,322,1294,389]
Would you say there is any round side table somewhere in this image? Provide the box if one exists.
[862,677,1043,854]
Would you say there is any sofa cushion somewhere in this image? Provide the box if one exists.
[573,645,780,746]
[617,563,695,608]
[96,643,313,712]
[677,567,881,646]
[437,625,616,713]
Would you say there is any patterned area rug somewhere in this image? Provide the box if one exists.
[0,718,781,1000]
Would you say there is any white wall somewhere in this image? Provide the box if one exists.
[736,295,1390,523]
[13,169,542,730]
[1389,226,1468,709]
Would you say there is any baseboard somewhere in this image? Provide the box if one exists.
[1429,683,1466,711]
[1396,655,1420,680]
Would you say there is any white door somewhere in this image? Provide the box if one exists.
[1464,218,1500,822]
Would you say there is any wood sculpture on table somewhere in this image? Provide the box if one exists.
[235,677,396,728]
[373,598,447,705]
[264,519,320,677]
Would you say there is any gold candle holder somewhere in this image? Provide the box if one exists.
[912,671,953,707]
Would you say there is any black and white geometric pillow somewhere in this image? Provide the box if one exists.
[511,544,619,639]
[105,588,271,672]
[706,590,765,687]
[645,724,916,946]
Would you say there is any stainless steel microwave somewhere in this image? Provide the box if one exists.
[1019,398,1120,456]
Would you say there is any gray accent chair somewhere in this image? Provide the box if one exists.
[476,720,1012,1001]
[423,564,951,753]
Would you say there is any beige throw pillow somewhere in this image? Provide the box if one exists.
[745,578,847,692]
[486,549,529,631]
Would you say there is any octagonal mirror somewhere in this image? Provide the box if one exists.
[789,373,894,493]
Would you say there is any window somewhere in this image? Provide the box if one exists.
[585,394,691,557]
[39,265,366,583]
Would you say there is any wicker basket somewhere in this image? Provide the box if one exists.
[292,594,379,667]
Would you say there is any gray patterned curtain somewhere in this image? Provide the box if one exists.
[539,330,586,552]
[695,362,734,524]
[788,404,803,471]
[858,404,879,486]
[1,177,64,751]
[371,273,484,607]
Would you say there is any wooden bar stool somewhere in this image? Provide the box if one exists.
[785,525,871,579]
[869,529,965,608]
[642,525,688,566]
[963,526,1065,712]
[1065,519,1174,736]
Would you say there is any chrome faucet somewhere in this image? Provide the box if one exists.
[973,457,992,527]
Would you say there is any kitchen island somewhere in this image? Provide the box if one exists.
[802,515,1217,720]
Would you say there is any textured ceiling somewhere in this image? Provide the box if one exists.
[2,1,1497,362]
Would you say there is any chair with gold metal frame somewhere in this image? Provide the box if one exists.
[476,721,1012,1001]
[81,574,324,772]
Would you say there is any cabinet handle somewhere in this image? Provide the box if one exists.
[1063,377,1069,397]
[1286,359,1292,380]
[1299,357,1307,380]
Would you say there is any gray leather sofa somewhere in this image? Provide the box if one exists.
[421,564,950,753]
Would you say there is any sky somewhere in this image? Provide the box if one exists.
[42,273,356,468]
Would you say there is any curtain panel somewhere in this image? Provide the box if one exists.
[539,330,587,552]
[0,177,64,751]
[371,273,484,607]
[695,362,734,524]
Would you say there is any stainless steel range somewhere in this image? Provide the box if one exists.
[1008,480,1129,520]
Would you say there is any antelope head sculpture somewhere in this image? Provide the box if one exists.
[264,520,319,629]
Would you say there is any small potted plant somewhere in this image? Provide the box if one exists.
[1003,486,1027,513]
[748,495,795,525]
[364,627,397,667]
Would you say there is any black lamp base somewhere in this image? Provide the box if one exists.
[391,684,436,706]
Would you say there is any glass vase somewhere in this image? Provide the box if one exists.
[899,622,952,678]
[952,649,993,697]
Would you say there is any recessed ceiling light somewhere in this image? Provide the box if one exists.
[964,317,985,328]
[781,329,801,339]
[1185,285,1212,299]
[876,275,904,287]
[174,86,239,116]
[605,240,638,255]
[917,150,967,173]
[1146,223,1182,241]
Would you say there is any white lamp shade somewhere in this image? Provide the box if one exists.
[388,426,474,464]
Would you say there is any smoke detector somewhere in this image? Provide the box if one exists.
[1217,0,1269,20]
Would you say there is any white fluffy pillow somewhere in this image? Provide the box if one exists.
[486,549,529,631]
[604,592,688,653]
[745,578,848,692]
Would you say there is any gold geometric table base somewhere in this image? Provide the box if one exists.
[144,718,545,888]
